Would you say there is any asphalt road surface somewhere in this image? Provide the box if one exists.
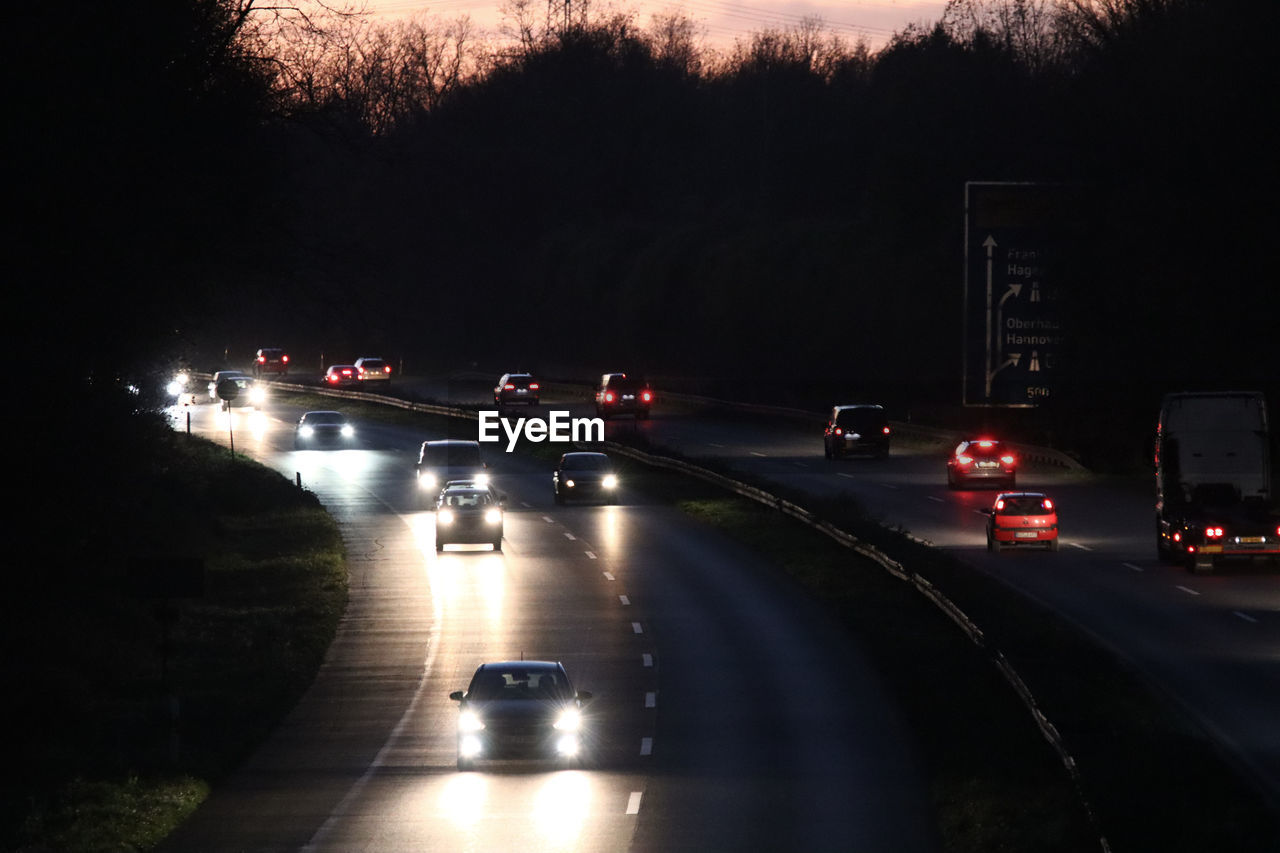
[357,374,1280,808]
[159,400,939,852]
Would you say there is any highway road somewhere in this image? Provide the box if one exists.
[368,374,1280,806]
[159,400,939,852]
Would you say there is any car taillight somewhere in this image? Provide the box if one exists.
[977,440,995,448]
[1205,526,1224,539]
[834,427,843,436]
[529,383,539,390]
[384,365,391,373]
[995,499,1005,510]
[257,356,266,364]
[883,426,891,435]
[641,390,653,403]
[504,383,515,390]
[956,455,973,465]
[328,375,337,383]
[1043,499,1054,510]
[605,392,615,402]
[1001,455,1015,465]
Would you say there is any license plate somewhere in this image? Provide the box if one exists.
[1240,536,1264,544]
[1201,545,1223,553]
[1014,531,1038,539]
[977,461,998,468]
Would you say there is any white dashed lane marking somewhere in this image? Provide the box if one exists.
[1176,585,1201,597]
[626,792,643,815]
[1234,611,1258,623]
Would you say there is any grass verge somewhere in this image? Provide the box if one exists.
[5,409,347,852]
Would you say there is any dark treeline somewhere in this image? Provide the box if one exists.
[15,0,1280,436]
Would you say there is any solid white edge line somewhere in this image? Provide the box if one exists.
[640,737,653,756]
[1067,542,1092,551]
[626,792,643,814]
[836,472,854,479]
[926,496,944,502]
[1233,611,1258,623]
[1175,585,1201,596]
[750,451,767,457]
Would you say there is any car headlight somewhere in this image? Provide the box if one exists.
[166,380,183,397]
[419,472,438,490]
[474,473,490,487]
[299,425,314,437]
[602,474,618,489]
[565,479,576,488]
[458,709,485,733]
[340,425,354,437]
[484,508,502,524]
[438,509,454,525]
[553,707,582,732]
[249,388,266,404]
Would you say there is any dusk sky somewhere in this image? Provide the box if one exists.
[364,0,949,48]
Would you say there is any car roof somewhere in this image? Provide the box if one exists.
[476,660,564,674]
[995,491,1048,500]
[327,364,356,369]
[356,356,384,362]
[258,347,284,353]
[562,451,609,461]
[424,439,480,448]
[834,404,884,411]
[302,410,343,417]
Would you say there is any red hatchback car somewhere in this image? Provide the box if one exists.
[984,492,1059,552]
[947,438,1017,489]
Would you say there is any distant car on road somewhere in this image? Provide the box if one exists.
[435,483,504,551]
[294,410,356,449]
[324,365,359,387]
[354,356,391,385]
[982,491,1059,552]
[494,372,540,406]
[253,348,289,377]
[417,439,489,495]
[823,404,891,459]
[449,660,592,770]
[947,438,1017,489]
[553,452,618,504]
[208,371,264,409]
[595,374,653,420]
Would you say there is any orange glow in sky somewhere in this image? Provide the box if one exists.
[360,0,948,49]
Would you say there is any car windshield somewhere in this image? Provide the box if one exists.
[361,360,386,368]
[306,412,344,425]
[423,444,482,467]
[965,442,1003,457]
[443,490,493,507]
[1000,496,1048,514]
[564,455,609,471]
[835,408,886,430]
[609,379,647,393]
[468,669,571,701]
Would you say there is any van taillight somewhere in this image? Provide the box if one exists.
[642,390,653,403]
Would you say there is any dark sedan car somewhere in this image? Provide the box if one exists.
[595,374,653,420]
[947,438,1017,489]
[294,410,355,448]
[435,484,504,551]
[449,661,593,770]
[494,372,540,406]
[823,404,891,459]
[553,452,618,504]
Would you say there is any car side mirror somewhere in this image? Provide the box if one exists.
[449,690,465,702]
[576,691,593,704]
[979,508,993,515]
